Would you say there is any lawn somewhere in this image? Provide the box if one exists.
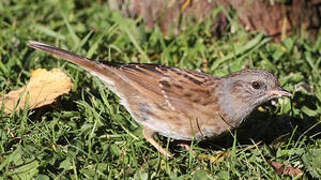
[1,1,321,179]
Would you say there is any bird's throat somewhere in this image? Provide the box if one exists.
[217,88,256,127]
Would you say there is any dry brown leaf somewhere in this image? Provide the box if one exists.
[270,161,303,177]
[1,68,72,114]
[198,141,262,164]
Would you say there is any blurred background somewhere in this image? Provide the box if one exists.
[1,0,321,179]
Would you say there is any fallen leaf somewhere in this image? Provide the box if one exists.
[257,106,266,112]
[198,151,226,164]
[198,141,262,164]
[1,68,72,113]
[270,161,303,177]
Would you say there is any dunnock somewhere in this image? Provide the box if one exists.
[28,41,292,158]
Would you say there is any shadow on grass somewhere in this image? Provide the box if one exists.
[198,92,321,150]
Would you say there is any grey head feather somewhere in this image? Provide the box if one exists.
[217,69,281,126]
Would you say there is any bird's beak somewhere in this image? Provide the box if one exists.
[268,87,292,98]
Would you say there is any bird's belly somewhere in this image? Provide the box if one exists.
[141,115,228,141]
[154,122,227,140]
[120,98,229,141]
[141,118,196,141]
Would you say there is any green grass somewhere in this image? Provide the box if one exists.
[1,0,321,179]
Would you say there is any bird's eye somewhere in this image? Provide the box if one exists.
[252,81,261,89]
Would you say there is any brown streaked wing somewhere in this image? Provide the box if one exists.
[113,63,218,111]
[157,68,219,109]
[112,64,167,98]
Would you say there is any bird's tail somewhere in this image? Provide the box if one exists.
[28,40,108,76]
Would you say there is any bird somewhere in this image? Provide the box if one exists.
[28,40,292,158]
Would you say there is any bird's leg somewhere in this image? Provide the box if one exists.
[176,140,191,151]
[143,126,172,158]
[174,140,198,155]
